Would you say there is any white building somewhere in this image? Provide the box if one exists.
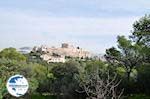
[33,43,91,63]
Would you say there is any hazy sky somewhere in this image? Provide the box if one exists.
[0,0,149,53]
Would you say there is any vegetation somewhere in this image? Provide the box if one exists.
[0,15,150,99]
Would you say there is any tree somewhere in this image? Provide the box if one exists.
[130,15,150,47]
[20,63,47,94]
[51,61,80,98]
[105,15,150,95]
[77,61,123,99]
[130,15,150,63]
[105,36,143,81]
[0,48,26,61]
[137,64,150,94]
[0,78,7,99]
[0,58,23,98]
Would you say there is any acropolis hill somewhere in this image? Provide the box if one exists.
[32,43,91,63]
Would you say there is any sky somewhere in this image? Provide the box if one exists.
[0,0,150,53]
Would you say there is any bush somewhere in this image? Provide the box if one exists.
[126,94,150,99]
[137,64,150,94]
[31,94,57,99]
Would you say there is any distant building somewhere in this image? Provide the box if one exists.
[32,43,91,63]
[40,54,65,63]
[61,43,69,48]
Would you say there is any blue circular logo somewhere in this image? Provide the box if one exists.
[6,75,29,97]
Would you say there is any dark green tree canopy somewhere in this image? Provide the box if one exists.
[130,15,150,47]
[0,48,26,61]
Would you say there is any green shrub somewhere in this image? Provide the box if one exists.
[31,95,57,99]
[127,94,150,99]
